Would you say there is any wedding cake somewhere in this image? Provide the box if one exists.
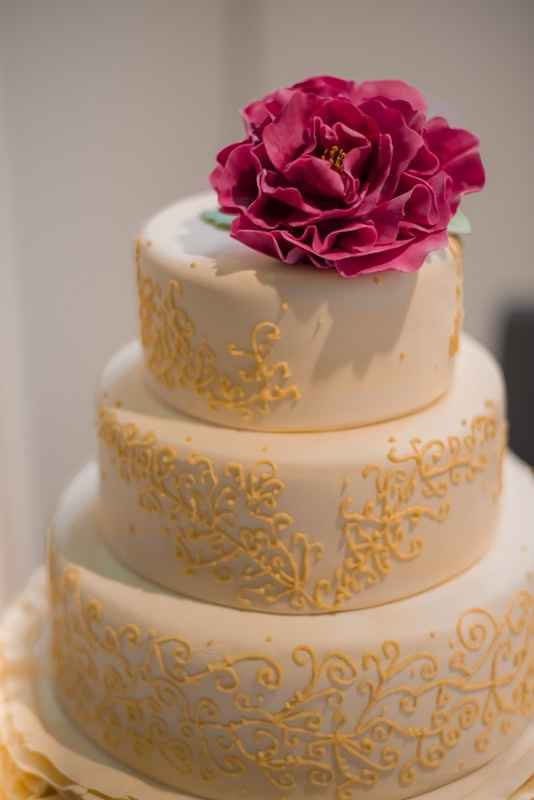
[37,77,534,799]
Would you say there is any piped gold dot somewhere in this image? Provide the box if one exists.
[400,352,406,362]
[373,275,383,285]
[265,635,272,643]
[281,301,289,312]
[185,436,192,444]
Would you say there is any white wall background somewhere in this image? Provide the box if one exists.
[0,0,532,605]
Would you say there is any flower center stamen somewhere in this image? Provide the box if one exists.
[322,144,346,172]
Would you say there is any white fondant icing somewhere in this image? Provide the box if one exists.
[96,335,505,614]
[49,456,534,800]
[137,192,461,432]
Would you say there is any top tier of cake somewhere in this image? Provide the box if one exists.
[136,192,463,432]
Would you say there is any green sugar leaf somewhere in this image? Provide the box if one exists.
[201,209,235,230]
[448,209,472,235]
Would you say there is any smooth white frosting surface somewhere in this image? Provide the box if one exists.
[49,455,534,800]
[96,335,506,614]
[136,192,463,432]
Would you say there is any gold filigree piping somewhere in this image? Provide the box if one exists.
[495,421,509,501]
[50,557,534,798]
[136,242,301,422]
[320,403,501,609]
[98,402,503,613]
[448,235,464,358]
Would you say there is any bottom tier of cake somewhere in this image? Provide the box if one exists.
[48,455,534,800]
[3,570,534,800]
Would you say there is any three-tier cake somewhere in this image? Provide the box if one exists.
[7,76,534,800]
[48,181,534,797]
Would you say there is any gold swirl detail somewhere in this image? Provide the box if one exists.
[448,234,464,359]
[136,242,301,422]
[98,402,503,613]
[49,559,534,798]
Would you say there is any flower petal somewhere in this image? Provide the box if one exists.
[353,80,428,113]
[232,216,307,264]
[407,142,440,176]
[334,229,448,277]
[424,117,486,197]
[210,143,261,211]
[246,172,325,227]
[400,171,452,229]
[284,156,346,202]
[263,91,322,170]
[358,133,393,212]
[279,220,377,259]
[291,75,356,98]
[242,88,294,139]
[360,99,424,197]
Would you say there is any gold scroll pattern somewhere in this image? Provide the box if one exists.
[331,404,501,610]
[97,402,503,613]
[136,244,301,422]
[448,234,464,359]
[50,559,534,799]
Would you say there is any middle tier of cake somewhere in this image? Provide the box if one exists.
[96,334,506,615]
